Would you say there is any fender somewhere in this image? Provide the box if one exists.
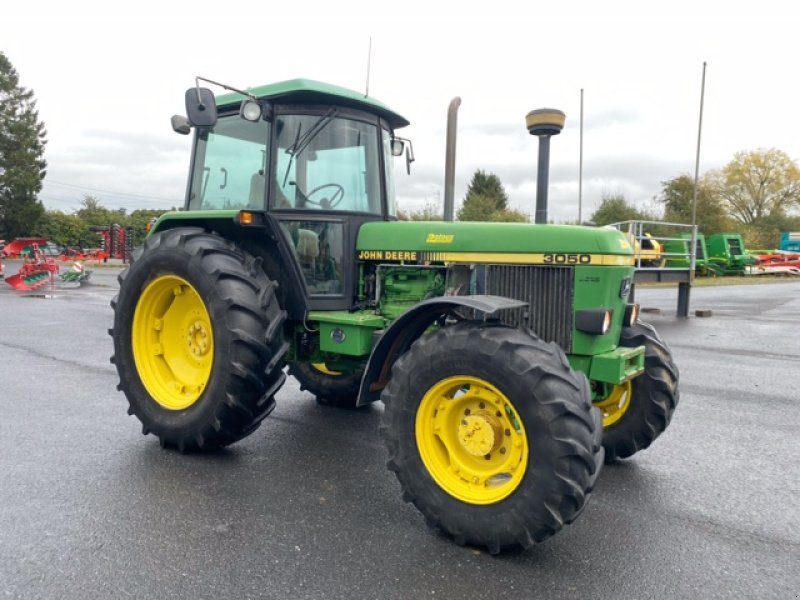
[356,295,527,406]
[148,215,310,320]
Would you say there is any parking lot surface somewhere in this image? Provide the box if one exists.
[1,264,798,599]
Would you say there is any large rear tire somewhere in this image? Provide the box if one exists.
[600,321,679,461]
[110,227,288,451]
[381,322,603,554]
[288,362,364,409]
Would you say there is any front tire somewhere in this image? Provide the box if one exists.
[601,321,679,461]
[381,323,603,554]
[110,227,288,451]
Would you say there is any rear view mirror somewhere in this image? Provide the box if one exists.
[185,87,217,127]
[171,115,191,135]
[405,142,415,175]
[391,137,415,174]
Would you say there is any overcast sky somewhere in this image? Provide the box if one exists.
[2,1,797,223]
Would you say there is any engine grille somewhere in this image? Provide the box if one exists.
[483,265,574,350]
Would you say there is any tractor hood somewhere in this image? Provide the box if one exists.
[357,221,634,265]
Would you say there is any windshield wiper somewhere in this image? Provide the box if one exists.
[282,122,303,188]
[281,108,338,189]
[287,108,338,156]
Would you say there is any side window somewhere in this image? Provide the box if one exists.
[188,117,270,211]
[280,220,345,296]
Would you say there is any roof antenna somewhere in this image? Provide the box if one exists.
[365,37,372,98]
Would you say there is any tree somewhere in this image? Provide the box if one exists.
[457,170,525,222]
[659,174,733,235]
[126,208,168,245]
[464,170,509,211]
[589,193,653,226]
[0,52,47,239]
[33,200,168,250]
[397,201,441,221]
[710,149,800,226]
[489,207,528,223]
[76,195,120,227]
[33,210,91,247]
[457,193,498,221]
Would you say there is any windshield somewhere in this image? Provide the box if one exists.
[274,114,382,213]
[187,116,270,210]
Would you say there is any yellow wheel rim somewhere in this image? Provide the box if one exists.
[312,363,341,376]
[132,275,214,410]
[416,376,528,505]
[596,381,632,427]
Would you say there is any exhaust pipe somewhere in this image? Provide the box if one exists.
[443,97,461,221]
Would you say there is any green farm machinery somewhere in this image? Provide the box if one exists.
[110,78,679,553]
[663,233,713,274]
[706,233,756,275]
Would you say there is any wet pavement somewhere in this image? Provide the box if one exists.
[1,266,798,599]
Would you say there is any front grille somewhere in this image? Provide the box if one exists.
[483,265,574,350]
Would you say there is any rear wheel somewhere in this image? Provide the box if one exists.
[110,227,288,451]
[601,321,679,461]
[381,323,603,554]
[289,362,364,409]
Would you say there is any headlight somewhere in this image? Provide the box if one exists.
[576,309,613,335]
[239,100,262,122]
[623,303,640,327]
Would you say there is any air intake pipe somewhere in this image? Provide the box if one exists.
[526,108,565,224]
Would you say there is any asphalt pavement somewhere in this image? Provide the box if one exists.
[1,263,798,599]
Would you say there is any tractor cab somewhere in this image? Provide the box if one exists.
[171,78,412,312]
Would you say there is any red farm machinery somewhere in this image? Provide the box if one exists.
[90,224,135,262]
[2,240,60,291]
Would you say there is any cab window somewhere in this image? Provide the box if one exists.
[188,116,270,210]
[274,114,382,213]
[279,220,345,296]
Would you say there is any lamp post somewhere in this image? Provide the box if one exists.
[526,108,565,224]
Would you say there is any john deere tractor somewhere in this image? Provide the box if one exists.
[110,78,679,553]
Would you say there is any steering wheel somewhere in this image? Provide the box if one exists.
[304,183,345,209]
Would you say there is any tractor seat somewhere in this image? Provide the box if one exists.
[248,172,265,208]
[296,229,319,261]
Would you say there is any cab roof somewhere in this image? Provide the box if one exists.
[216,78,409,129]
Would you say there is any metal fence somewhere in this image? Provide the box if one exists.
[608,220,699,271]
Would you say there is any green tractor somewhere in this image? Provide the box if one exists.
[110,78,679,553]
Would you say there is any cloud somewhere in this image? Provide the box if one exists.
[38,120,696,228]
[394,150,694,224]
[41,129,190,212]
[583,109,640,131]
[461,109,638,138]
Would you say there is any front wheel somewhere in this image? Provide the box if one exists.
[381,323,603,554]
[110,227,288,451]
[600,321,679,461]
